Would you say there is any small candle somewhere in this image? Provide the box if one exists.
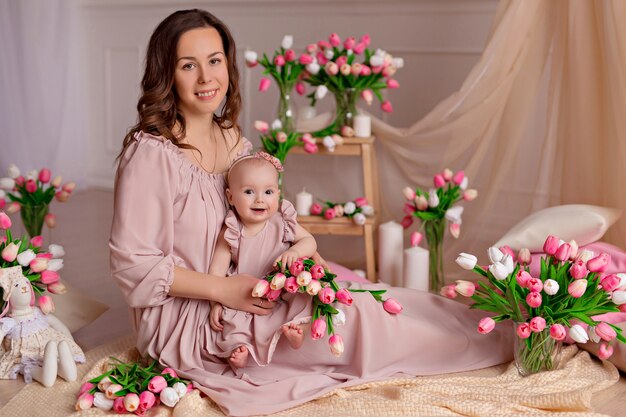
[299,105,317,120]
[353,115,371,138]
[377,221,403,286]
[296,188,313,216]
[402,246,429,291]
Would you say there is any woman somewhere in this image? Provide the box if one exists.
[109,9,512,417]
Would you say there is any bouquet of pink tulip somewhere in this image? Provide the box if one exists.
[0,211,66,313]
[309,197,375,226]
[453,235,626,376]
[246,35,307,132]
[401,169,477,293]
[77,358,192,413]
[0,164,75,237]
[253,120,312,163]
[302,33,403,135]
[252,257,402,356]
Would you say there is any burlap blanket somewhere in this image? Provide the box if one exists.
[0,335,619,417]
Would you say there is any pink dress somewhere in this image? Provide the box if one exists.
[110,131,513,417]
[208,200,312,366]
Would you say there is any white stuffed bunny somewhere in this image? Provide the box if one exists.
[0,266,85,387]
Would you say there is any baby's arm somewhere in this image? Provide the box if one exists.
[208,226,232,332]
[274,224,317,271]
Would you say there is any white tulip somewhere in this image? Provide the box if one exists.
[172,382,187,399]
[306,62,320,75]
[244,50,257,64]
[97,375,112,392]
[489,262,509,280]
[352,212,366,226]
[332,309,346,326]
[25,170,38,181]
[577,249,595,263]
[281,35,293,49]
[369,55,384,67]
[543,279,559,295]
[93,392,114,411]
[0,189,5,199]
[392,57,404,69]
[360,205,374,216]
[427,189,439,208]
[7,164,20,179]
[322,136,336,152]
[48,244,65,258]
[569,324,589,343]
[374,48,386,58]
[17,249,36,267]
[305,280,321,295]
[159,387,180,408]
[587,326,601,343]
[616,273,626,290]
[501,254,515,274]
[456,253,477,270]
[343,201,356,215]
[0,177,15,190]
[460,176,469,190]
[488,247,504,264]
[324,49,334,59]
[612,290,626,305]
[296,270,312,286]
[271,119,282,130]
[46,258,64,271]
[444,206,464,224]
[315,85,328,100]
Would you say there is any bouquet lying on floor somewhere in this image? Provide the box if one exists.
[252,257,403,356]
[452,235,626,375]
[76,358,193,414]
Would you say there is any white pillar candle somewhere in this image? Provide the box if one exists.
[295,188,313,216]
[299,105,317,120]
[353,115,371,138]
[377,221,403,286]
[402,246,429,291]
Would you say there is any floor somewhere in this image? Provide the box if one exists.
[0,189,624,415]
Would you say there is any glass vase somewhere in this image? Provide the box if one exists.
[424,218,446,293]
[20,204,48,238]
[334,87,358,129]
[277,90,296,133]
[513,324,562,376]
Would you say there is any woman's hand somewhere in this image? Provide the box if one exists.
[209,303,224,331]
[215,274,277,315]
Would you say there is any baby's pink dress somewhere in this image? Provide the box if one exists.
[110,131,514,417]
[208,200,312,366]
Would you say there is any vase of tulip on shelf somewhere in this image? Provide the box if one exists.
[334,87,358,129]
[20,204,48,238]
[424,218,446,293]
[277,89,296,133]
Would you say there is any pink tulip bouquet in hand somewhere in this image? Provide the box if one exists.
[0,211,66,314]
[309,196,375,226]
[252,257,402,357]
[0,164,75,238]
[401,168,477,293]
[453,235,626,376]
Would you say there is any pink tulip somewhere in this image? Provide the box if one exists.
[351,63,363,76]
[516,322,531,339]
[452,170,465,185]
[147,375,167,393]
[381,100,393,113]
[550,324,567,341]
[477,317,495,334]
[38,295,55,314]
[161,367,178,378]
[295,82,306,96]
[75,392,94,410]
[620,304,626,313]
[400,215,413,229]
[462,189,478,201]
[499,245,516,260]
[527,278,543,293]
[516,270,532,288]
[112,397,125,413]
[543,235,560,255]
[40,270,60,284]
[251,279,270,297]
[274,55,286,66]
[186,383,194,393]
[324,61,339,76]
[0,212,11,229]
[310,203,323,215]
[414,195,428,210]
[38,168,51,183]
[62,182,76,193]
[2,242,19,262]
[526,291,542,308]
[433,174,445,188]
[15,175,24,186]
[600,274,621,292]
[353,42,366,54]
[276,131,287,143]
[441,168,453,181]
[568,279,588,298]
[410,231,423,247]
[303,142,318,154]
[289,259,304,276]
[25,179,37,193]
[518,248,532,266]
[78,381,95,396]
[587,253,610,273]
[595,322,617,341]
[0,200,5,210]
[315,51,328,66]
[318,287,335,304]
[284,277,299,293]
[354,197,368,207]
[386,78,400,89]
[254,120,269,133]
[329,33,341,47]
[455,280,475,297]
[335,55,347,68]
[55,190,70,202]
[37,252,53,259]
[440,284,457,299]
[529,316,546,332]
[555,243,572,261]
[324,208,336,220]
[284,49,296,62]
[50,175,62,188]
[361,89,373,105]
[402,186,416,200]
[383,298,403,314]
[360,65,372,77]
[311,318,327,339]
[598,343,614,360]
[139,390,156,411]
[306,43,317,54]
[343,37,356,50]
[310,264,325,279]
[267,288,282,302]
[449,223,460,239]
[47,281,67,294]
[336,288,353,306]
[30,257,48,272]
[259,78,271,92]
[569,259,588,279]
[30,235,43,247]
[301,133,315,145]
[328,334,344,356]
[360,34,371,47]
[299,54,314,65]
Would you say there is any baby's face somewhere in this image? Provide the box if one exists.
[227,161,280,225]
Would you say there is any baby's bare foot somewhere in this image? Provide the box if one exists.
[228,346,248,368]
[281,323,304,349]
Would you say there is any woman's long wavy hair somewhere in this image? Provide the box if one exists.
[119,9,241,159]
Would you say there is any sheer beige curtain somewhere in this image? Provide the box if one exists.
[371,0,626,283]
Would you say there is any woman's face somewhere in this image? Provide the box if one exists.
[174,27,229,118]
[226,161,280,226]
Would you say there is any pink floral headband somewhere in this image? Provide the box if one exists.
[226,151,284,184]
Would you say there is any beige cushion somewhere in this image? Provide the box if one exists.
[494,204,622,251]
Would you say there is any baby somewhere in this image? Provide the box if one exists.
[208,152,317,368]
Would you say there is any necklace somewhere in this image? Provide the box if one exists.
[188,126,217,173]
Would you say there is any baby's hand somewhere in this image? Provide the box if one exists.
[209,303,224,332]
[274,249,300,272]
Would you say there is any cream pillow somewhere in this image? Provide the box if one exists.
[494,204,622,252]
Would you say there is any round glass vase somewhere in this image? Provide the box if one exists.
[20,204,49,238]
[333,87,358,129]
[277,90,296,133]
[513,324,563,376]
[423,218,446,293]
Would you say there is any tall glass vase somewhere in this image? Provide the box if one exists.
[424,218,446,293]
[333,87,358,129]
[20,204,48,238]
[514,324,562,376]
[277,89,296,133]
